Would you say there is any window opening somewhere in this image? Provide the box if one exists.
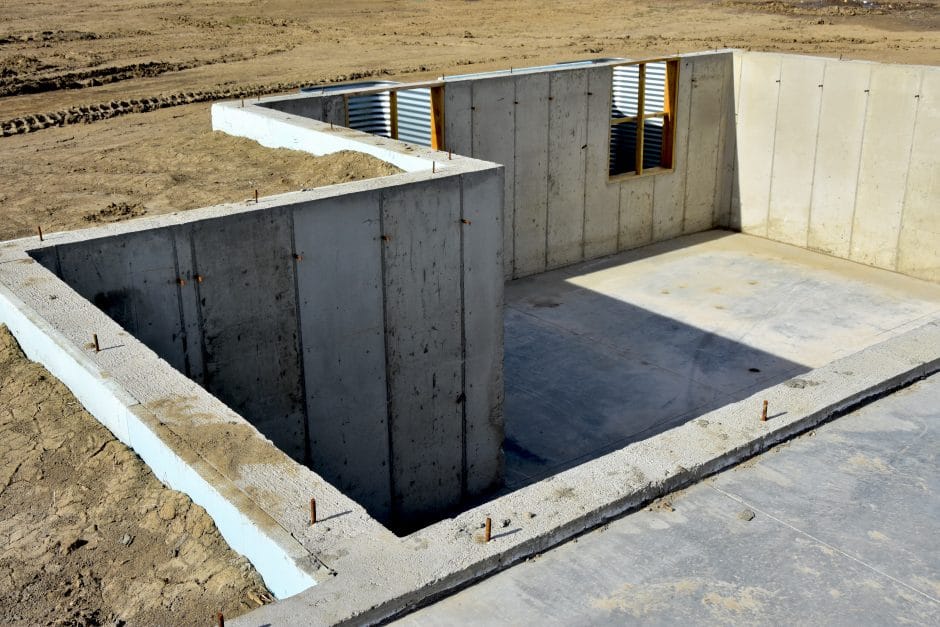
[609,59,678,177]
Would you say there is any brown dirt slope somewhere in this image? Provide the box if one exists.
[0,326,271,626]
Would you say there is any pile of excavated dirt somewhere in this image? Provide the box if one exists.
[0,103,402,241]
[0,326,272,625]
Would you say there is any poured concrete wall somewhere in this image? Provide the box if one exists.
[34,171,504,530]
[443,51,735,279]
[733,51,940,283]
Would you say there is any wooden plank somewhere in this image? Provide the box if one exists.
[430,85,445,150]
[661,60,679,168]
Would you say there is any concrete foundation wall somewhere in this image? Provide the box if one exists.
[443,51,736,279]
[34,172,504,530]
[733,51,940,283]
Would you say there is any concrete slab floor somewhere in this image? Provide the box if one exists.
[400,372,940,626]
[503,231,940,488]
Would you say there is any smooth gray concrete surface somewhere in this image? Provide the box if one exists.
[502,231,940,488]
[400,374,940,626]
[29,168,505,531]
[734,52,940,283]
[444,51,734,280]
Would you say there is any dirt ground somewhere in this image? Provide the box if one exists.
[0,105,400,240]
[0,326,273,626]
[0,0,938,624]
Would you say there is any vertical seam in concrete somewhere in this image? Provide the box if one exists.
[616,179,623,252]
[512,79,518,279]
[805,62,828,249]
[470,82,475,159]
[458,176,468,502]
[649,174,656,244]
[169,233,190,378]
[581,72,589,262]
[52,245,63,279]
[544,74,553,271]
[765,58,783,238]
[680,60,693,235]
[188,230,210,387]
[378,192,395,520]
[847,66,873,258]
[288,210,313,467]
[712,58,728,228]
[894,67,924,272]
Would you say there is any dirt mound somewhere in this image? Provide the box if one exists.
[83,201,146,223]
[0,103,403,241]
[0,325,272,625]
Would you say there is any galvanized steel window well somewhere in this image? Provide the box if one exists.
[609,59,679,177]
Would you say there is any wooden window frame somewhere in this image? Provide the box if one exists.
[608,58,680,181]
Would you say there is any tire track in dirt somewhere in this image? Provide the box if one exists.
[0,66,449,137]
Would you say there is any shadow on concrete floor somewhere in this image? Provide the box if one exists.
[498,229,940,491]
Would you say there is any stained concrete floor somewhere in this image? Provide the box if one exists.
[502,231,940,488]
[400,373,940,626]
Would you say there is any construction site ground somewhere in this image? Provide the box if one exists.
[1,0,939,624]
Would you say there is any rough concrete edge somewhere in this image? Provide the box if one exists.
[0,282,320,599]
[234,318,940,625]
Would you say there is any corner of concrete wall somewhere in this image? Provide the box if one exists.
[732,51,939,283]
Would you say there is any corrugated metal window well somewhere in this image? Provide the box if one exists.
[609,59,679,178]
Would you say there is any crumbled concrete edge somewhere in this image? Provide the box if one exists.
[233,318,940,626]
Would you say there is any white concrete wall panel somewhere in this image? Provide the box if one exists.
[715,53,737,228]
[443,82,473,158]
[735,53,782,235]
[807,60,871,258]
[190,212,307,462]
[460,169,505,496]
[583,67,620,259]
[684,54,727,234]
[471,77,516,279]
[260,97,324,121]
[56,230,186,373]
[620,176,654,250]
[546,69,589,269]
[511,73,550,277]
[171,228,206,382]
[767,55,826,247]
[850,64,922,269]
[293,193,391,519]
[381,177,464,525]
[652,57,694,242]
[897,68,940,282]
[729,51,744,229]
[321,95,346,126]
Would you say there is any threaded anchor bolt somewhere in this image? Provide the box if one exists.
[484,517,492,543]
[310,497,317,526]
[761,400,768,422]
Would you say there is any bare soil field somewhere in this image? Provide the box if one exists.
[0,0,938,624]
[0,103,400,240]
[0,326,271,625]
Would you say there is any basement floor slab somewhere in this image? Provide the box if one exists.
[401,373,940,626]
[502,231,940,489]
